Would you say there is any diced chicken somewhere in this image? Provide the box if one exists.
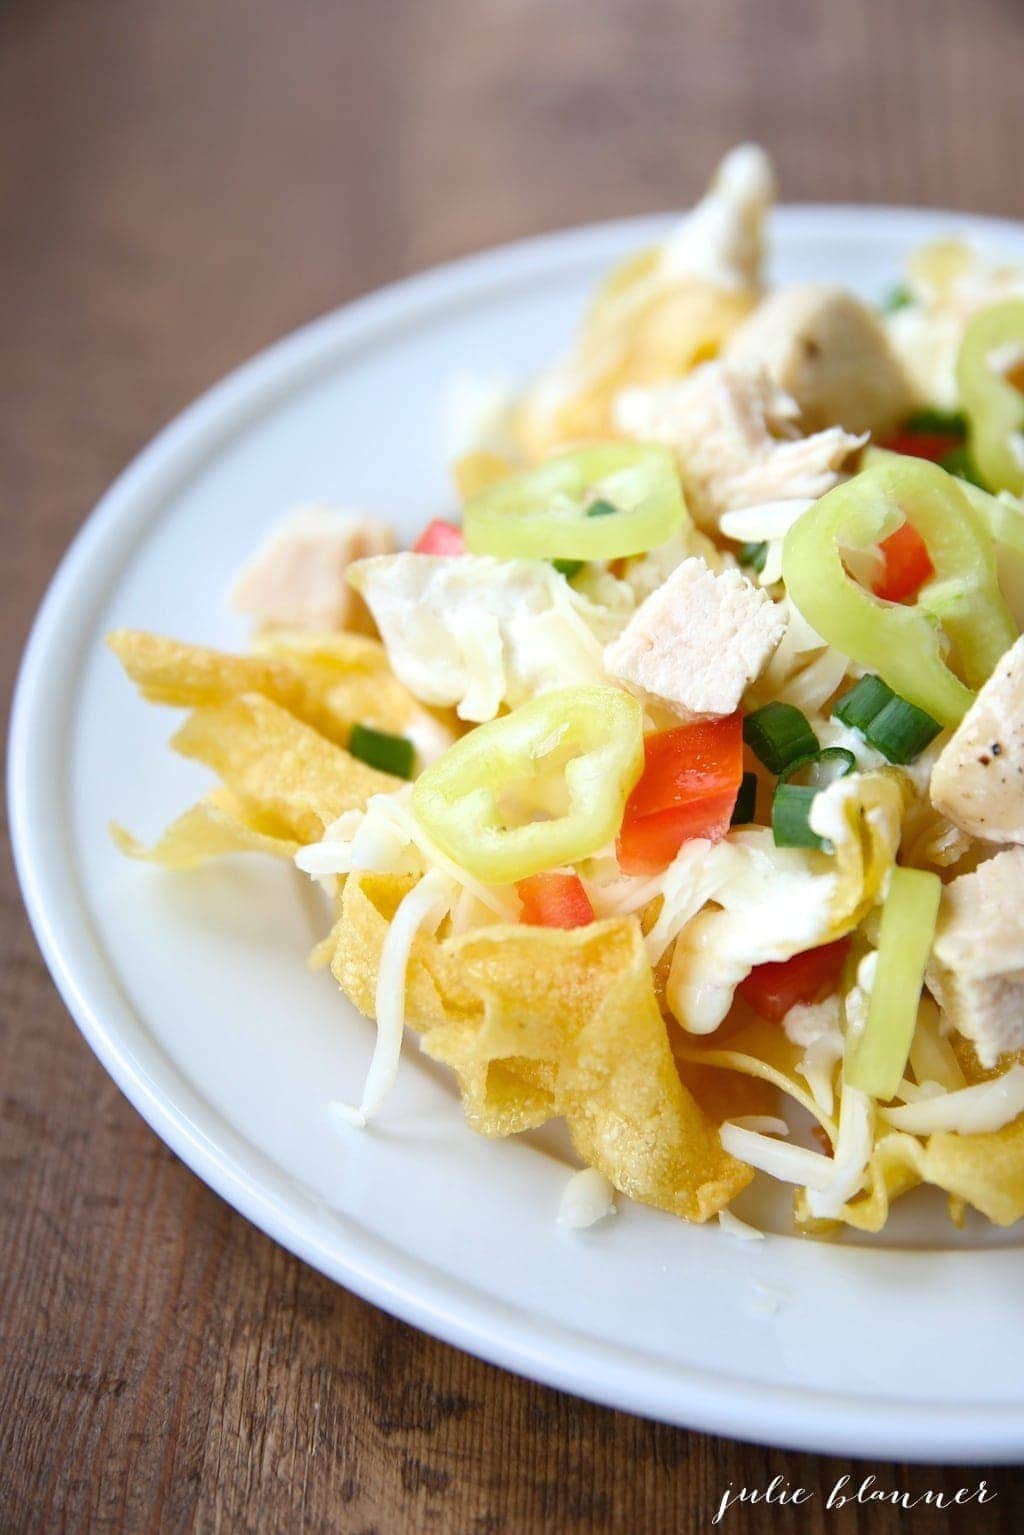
[349,553,627,722]
[724,284,918,437]
[927,849,1024,1068]
[614,362,864,531]
[659,143,775,291]
[229,505,396,633]
[513,148,773,461]
[604,555,785,720]
[930,635,1024,844]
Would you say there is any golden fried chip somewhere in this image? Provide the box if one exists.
[108,626,443,750]
[675,1014,837,1142]
[514,278,755,461]
[795,1091,1024,1234]
[425,919,753,1221]
[452,450,515,502]
[326,875,753,1218]
[107,627,348,735]
[254,628,456,746]
[172,694,399,844]
[110,786,299,868]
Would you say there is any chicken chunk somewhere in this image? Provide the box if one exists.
[724,284,918,437]
[614,361,864,531]
[930,635,1024,844]
[659,143,775,291]
[229,505,396,633]
[604,555,785,720]
[927,849,1024,1068]
[513,147,773,461]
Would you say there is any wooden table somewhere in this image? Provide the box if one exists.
[3,2,1023,1529]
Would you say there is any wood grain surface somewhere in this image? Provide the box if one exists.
[3,1,1024,1530]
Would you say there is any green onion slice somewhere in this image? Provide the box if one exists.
[730,771,757,826]
[737,540,768,573]
[834,674,941,764]
[771,749,856,850]
[743,703,818,776]
[845,866,943,1099]
[939,444,987,489]
[348,723,415,780]
[552,558,584,578]
[880,283,913,314]
[777,747,857,789]
[865,695,942,764]
[771,784,828,850]
[834,674,895,732]
[905,407,967,437]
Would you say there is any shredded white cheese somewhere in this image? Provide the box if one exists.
[803,1086,874,1220]
[718,497,816,543]
[719,1122,837,1191]
[558,1168,616,1229]
[718,1209,766,1242]
[333,868,453,1128]
[879,1064,1024,1135]
[781,996,844,1118]
[727,1115,790,1136]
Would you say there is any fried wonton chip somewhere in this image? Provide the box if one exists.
[108,627,346,737]
[328,872,754,1221]
[111,786,299,868]
[515,279,755,461]
[253,629,457,747]
[676,1014,839,1144]
[795,1115,1024,1234]
[171,694,399,845]
[108,627,440,748]
[793,1037,1024,1232]
[452,450,516,502]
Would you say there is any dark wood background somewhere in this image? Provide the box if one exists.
[3,1,1024,1530]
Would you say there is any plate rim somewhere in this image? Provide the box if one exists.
[11,201,1024,1462]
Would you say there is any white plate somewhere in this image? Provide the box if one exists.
[11,205,1024,1463]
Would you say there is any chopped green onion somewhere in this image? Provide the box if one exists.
[771,748,856,850]
[939,444,988,489]
[834,674,896,731]
[348,723,415,780]
[730,771,757,825]
[737,540,768,573]
[771,785,827,850]
[778,747,857,789]
[743,703,818,775]
[880,283,913,314]
[587,498,618,518]
[552,558,584,578]
[865,696,942,764]
[845,866,942,1099]
[833,674,941,764]
[906,407,967,437]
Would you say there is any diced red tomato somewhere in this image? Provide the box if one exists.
[877,430,962,463]
[1006,358,1024,394]
[738,937,851,1024]
[617,793,738,875]
[616,714,744,875]
[412,519,465,555]
[871,521,934,604]
[516,872,595,929]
